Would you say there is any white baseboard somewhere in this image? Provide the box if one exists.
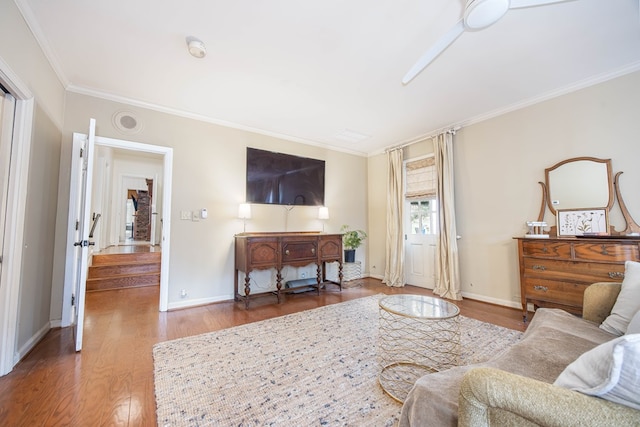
[460,291,522,310]
[50,319,62,328]
[168,295,233,310]
[15,321,51,364]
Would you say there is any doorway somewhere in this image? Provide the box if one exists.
[62,134,173,336]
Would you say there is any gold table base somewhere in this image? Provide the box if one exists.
[378,296,461,403]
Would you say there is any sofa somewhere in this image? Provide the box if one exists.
[399,281,640,426]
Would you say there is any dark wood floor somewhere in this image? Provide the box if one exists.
[0,278,528,426]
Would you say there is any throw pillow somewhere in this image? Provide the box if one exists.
[554,334,640,410]
[626,310,640,335]
[600,261,640,336]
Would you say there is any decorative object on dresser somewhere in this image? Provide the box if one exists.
[516,157,640,321]
[234,232,343,308]
[556,208,609,237]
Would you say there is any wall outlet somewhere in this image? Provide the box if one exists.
[192,210,199,222]
[180,289,187,298]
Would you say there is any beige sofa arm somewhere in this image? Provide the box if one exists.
[458,367,640,427]
[582,282,621,324]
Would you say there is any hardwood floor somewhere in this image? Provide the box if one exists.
[0,278,528,426]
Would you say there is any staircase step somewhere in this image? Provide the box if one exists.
[91,251,161,266]
[86,272,160,292]
[87,250,162,292]
[88,261,160,279]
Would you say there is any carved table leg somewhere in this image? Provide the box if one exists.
[244,273,251,309]
[316,264,322,295]
[276,269,282,303]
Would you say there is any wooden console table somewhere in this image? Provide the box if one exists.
[234,232,343,308]
[515,236,640,321]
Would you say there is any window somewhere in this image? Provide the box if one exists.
[405,155,438,235]
[409,199,438,235]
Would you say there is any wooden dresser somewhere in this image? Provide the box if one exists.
[234,232,343,308]
[515,237,640,321]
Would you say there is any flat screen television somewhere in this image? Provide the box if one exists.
[246,147,325,206]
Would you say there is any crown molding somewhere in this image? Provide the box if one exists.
[66,84,368,157]
[14,0,70,89]
[374,61,640,157]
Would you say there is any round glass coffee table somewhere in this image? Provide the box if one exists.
[378,294,460,403]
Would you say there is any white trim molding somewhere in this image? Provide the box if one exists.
[0,58,35,376]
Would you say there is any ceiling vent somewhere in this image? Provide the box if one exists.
[333,129,370,144]
[112,111,143,134]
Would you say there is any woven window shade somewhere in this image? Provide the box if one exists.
[405,157,436,200]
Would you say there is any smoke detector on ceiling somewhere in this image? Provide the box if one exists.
[112,111,143,134]
[186,36,206,58]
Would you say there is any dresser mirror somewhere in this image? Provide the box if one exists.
[545,157,613,215]
[536,156,640,236]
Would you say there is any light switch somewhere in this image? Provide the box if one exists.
[192,210,200,222]
[180,211,191,220]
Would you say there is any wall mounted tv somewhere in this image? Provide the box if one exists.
[246,147,325,206]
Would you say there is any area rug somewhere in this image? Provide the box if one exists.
[153,295,522,426]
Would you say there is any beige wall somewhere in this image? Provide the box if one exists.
[1,1,64,352]
[18,105,61,348]
[368,70,640,307]
[0,1,65,129]
[52,92,368,313]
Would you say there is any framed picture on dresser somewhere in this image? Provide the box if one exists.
[556,208,609,237]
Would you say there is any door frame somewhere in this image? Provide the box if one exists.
[62,135,173,323]
[0,58,35,376]
[403,154,438,288]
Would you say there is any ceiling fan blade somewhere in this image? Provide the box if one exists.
[509,0,578,9]
[402,20,465,85]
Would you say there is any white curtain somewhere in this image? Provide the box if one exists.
[433,132,462,300]
[383,148,405,287]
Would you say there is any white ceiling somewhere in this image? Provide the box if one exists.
[16,0,640,155]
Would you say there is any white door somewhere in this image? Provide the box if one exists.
[72,118,96,352]
[404,199,437,288]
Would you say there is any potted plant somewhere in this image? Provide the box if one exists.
[340,225,367,263]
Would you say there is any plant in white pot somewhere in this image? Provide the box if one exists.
[340,225,367,263]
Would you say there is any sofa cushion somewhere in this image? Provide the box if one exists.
[600,261,640,336]
[399,309,615,427]
[554,334,640,410]
[626,310,640,335]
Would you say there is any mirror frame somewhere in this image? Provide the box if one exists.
[535,156,640,236]
[544,157,614,216]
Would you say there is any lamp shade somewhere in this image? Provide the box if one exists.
[318,206,329,220]
[238,203,252,219]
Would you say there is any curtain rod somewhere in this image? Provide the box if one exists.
[384,125,461,153]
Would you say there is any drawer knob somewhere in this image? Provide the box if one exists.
[608,271,625,279]
[534,285,548,292]
[285,249,290,255]
[532,265,547,271]
[311,248,316,254]
[600,245,610,255]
